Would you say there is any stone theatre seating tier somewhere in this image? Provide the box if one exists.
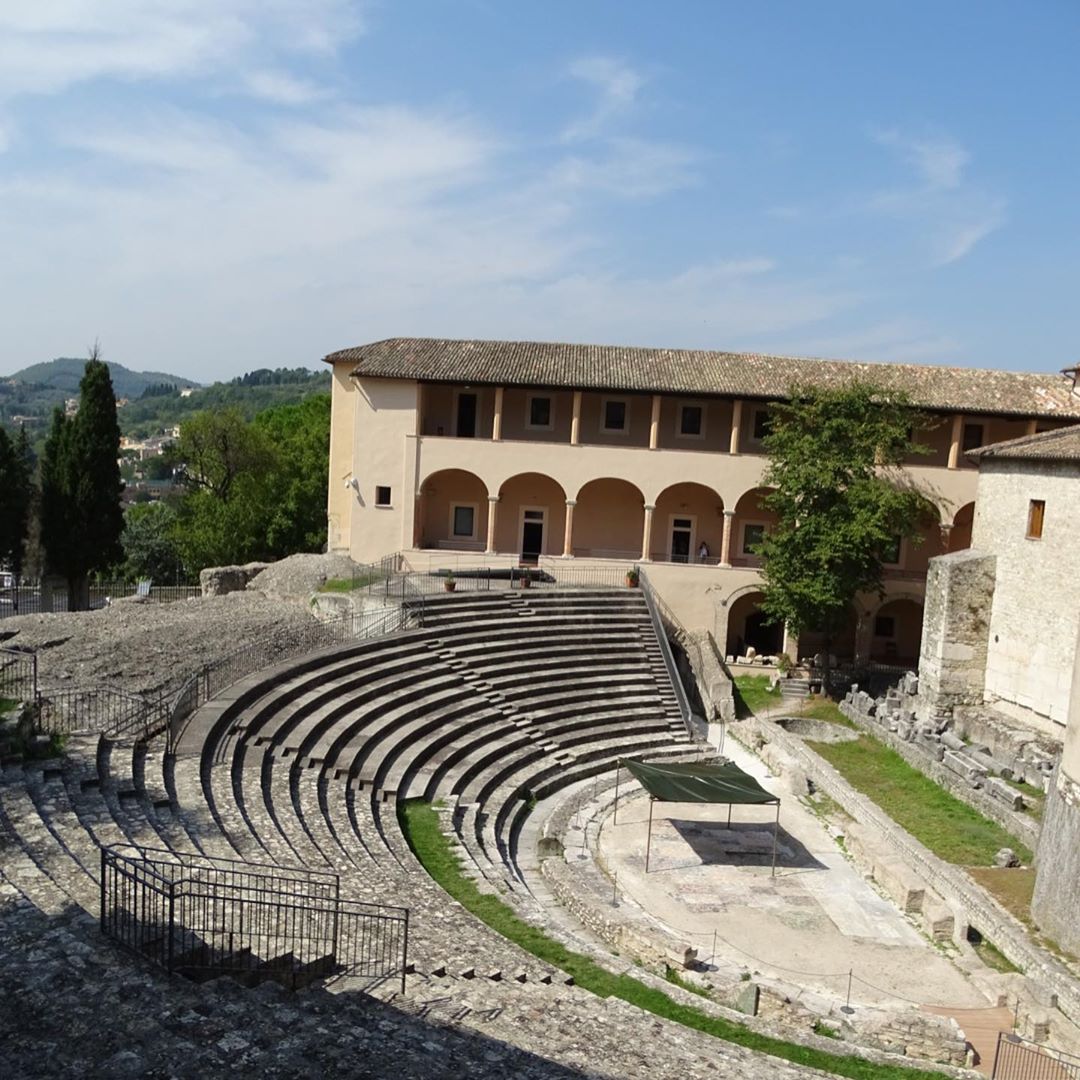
[1,591,840,1079]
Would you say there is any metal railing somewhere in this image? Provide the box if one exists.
[0,646,37,703]
[0,581,201,619]
[992,1032,1080,1079]
[638,568,706,742]
[167,604,417,753]
[38,688,170,741]
[101,846,408,992]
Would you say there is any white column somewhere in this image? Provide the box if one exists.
[719,509,735,568]
[729,399,743,455]
[947,413,964,469]
[563,499,576,557]
[571,390,582,446]
[641,504,655,561]
[939,523,953,553]
[649,394,661,450]
[485,496,499,554]
[492,386,504,441]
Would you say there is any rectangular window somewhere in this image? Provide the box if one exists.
[752,408,772,441]
[527,394,553,430]
[1027,499,1045,540]
[874,615,896,638]
[742,523,766,554]
[678,403,704,438]
[375,486,392,507]
[451,504,476,538]
[882,535,902,565]
[601,398,628,433]
[962,423,985,453]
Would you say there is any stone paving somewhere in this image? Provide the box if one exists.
[599,739,988,1012]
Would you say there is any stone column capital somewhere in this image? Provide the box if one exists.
[644,504,656,513]
[487,495,500,504]
[565,499,577,508]
[723,508,736,518]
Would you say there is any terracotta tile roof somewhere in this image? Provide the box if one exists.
[324,337,1080,419]
[969,424,1080,463]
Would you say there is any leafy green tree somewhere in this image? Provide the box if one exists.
[3,426,36,604]
[754,383,936,687]
[169,398,331,573]
[39,351,125,608]
[120,502,185,582]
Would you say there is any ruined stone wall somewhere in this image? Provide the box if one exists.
[916,550,996,717]
[973,458,1080,729]
[1032,639,1080,953]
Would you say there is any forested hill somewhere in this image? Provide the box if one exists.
[117,369,331,437]
[1,359,329,437]
[7,357,199,398]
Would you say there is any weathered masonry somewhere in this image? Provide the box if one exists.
[324,337,1080,649]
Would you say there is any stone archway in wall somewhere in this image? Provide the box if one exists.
[870,597,925,666]
[948,502,975,553]
[798,604,862,666]
[495,473,567,560]
[650,482,725,564]
[572,478,645,559]
[417,469,489,551]
[730,487,779,569]
[723,588,783,659]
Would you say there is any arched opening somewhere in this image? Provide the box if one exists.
[731,487,779,567]
[894,505,946,576]
[573,478,645,559]
[496,473,567,560]
[725,591,783,658]
[948,502,975,553]
[650,482,724,563]
[798,605,860,665]
[418,469,489,551]
[870,598,924,665]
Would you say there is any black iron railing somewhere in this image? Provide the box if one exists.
[0,646,37,703]
[992,1032,1080,1079]
[101,846,408,992]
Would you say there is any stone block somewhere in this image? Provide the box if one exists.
[922,898,955,941]
[733,981,760,1016]
[200,562,270,597]
[873,860,926,913]
[941,731,967,753]
[943,749,987,784]
[987,777,1023,811]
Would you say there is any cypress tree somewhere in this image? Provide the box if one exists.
[39,351,125,609]
[0,426,35,608]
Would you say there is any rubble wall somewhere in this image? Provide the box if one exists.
[917,550,996,717]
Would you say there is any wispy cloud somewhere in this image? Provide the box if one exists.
[243,70,332,106]
[869,126,1006,265]
[549,137,699,199]
[562,55,645,141]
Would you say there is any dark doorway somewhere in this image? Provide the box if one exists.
[670,517,692,563]
[521,510,544,561]
[746,611,782,654]
[456,393,477,438]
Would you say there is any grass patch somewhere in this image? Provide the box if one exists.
[796,697,856,728]
[0,697,18,713]
[319,573,383,593]
[1004,778,1046,820]
[398,798,946,1080]
[970,937,1022,974]
[732,675,782,717]
[806,735,1032,866]
[967,867,1035,925]
[814,1020,841,1039]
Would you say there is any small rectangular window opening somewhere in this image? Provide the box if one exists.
[743,523,766,554]
[679,404,704,437]
[375,486,392,507]
[962,423,985,453]
[1027,499,1045,540]
[752,409,772,441]
[527,395,553,429]
[452,505,475,537]
[882,535,902,565]
[874,616,896,638]
[602,399,627,432]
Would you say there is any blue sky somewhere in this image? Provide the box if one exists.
[1,1,1078,382]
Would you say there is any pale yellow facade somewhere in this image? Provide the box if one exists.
[327,363,1069,656]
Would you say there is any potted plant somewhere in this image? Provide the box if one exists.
[444,573,456,593]
[625,566,640,588]
[518,566,532,589]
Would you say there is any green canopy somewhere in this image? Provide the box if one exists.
[623,759,778,806]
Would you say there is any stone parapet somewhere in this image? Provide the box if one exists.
[1032,768,1080,955]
